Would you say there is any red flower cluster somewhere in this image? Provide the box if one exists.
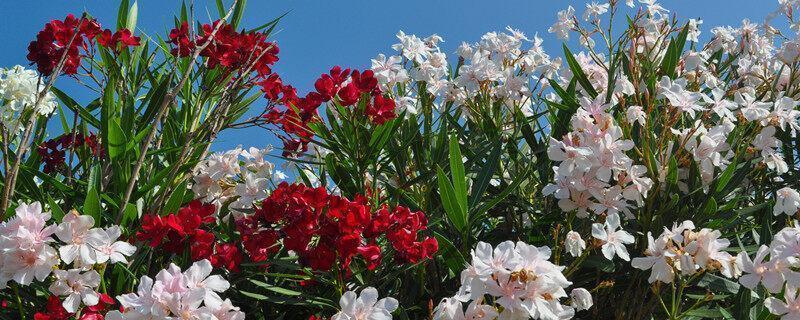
[37,132,101,174]
[96,28,140,52]
[136,200,243,272]
[260,66,397,157]
[34,294,114,320]
[27,14,102,76]
[168,21,279,77]
[237,182,437,274]
[33,296,71,320]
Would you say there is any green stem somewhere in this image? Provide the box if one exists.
[13,283,26,320]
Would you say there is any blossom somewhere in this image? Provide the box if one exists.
[48,269,101,313]
[583,2,609,21]
[332,287,399,320]
[55,210,97,265]
[774,187,800,216]
[87,226,137,264]
[592,213,634,261]
[565,231,586,257]
[570,288,593,311]
[549,6,576,40]
[765,286,800,320]
[739,245,785,293]
[0,201,59,288]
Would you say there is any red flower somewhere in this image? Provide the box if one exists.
[190,229,216,261]
[369,94,397,125]
[37,131,101,174]
[357,244,382,270]
[168,21,194,57]
[27,14,101,76]
[337,83,361,106]
[33,296,72,320]
[351,69,378,94]
[79,293,115,320]
[211,242,243,272]
[97,29,140,52]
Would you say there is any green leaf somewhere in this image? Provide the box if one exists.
[448,135,468,213]
[563,44,598,98]
[231,0,247,29]
[469,141,501,209]
[47,196,66,223]
[433,231,467,274]
[116,0,130,31]
[436,166,467,232]
[108,118,128,159]
[126,1,138,31]
[83,188,102,224]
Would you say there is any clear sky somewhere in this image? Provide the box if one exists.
[0,0,778,152]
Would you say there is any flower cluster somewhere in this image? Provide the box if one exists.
[105,259,244,319]
[36,131,101,174]
[0,65,58,130]
[434,241,589,320]
[0,202,135,313]
[262,65,397,157]
[191,146,284,216]
[374,28,561,122]
[26,14,102,76]
[544,95,653,219]
[168,20,279,77]
[237,182,437,273]
[631,221,740,283]
[136,200,243,271]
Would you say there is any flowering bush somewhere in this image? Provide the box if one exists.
[2,0,800,319]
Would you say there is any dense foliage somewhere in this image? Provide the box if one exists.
[2,0,800,319]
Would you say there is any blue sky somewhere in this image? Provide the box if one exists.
[0,0,777,152]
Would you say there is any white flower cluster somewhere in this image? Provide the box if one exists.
[191,146,285,217]
[332,287,399,320]
[434,241,590,320]
[105,259,244,319]
[375,27,561,121]
[631,221,740,284]
[740,226,800,318]
[544,96,653,219]
[0,65,57,131]
[0,202,136,312]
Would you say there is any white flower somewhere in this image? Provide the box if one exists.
[55,210,97,265]
[736,91,771,122]
[775,187,800,216]
[570,288,593,311]
[657,76,706,117]
[392,31,429,63]
[333,287,399,320]
[583,2,609,21]
[49,269,101,313]
[86,226,137,264]
[592,213,635,261]
[765,286,800,320]
[184,259,231,308]
[739,245,785,293]
[549,6,576,40]
[632,232,676,283]
[565,231,586,257]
